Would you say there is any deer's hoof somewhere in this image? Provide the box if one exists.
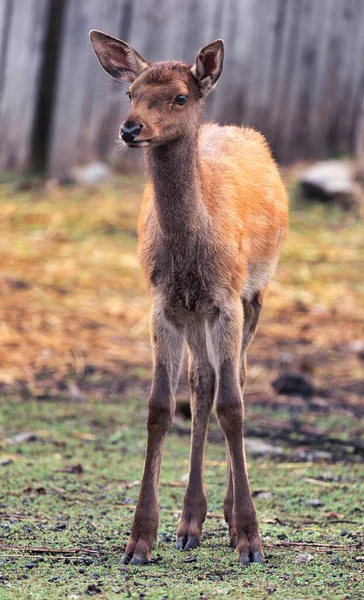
[130,552,149,566]
[121,551,149,566]
[239,548,264,566]
[229,535,237,548]
[176,534,200,551]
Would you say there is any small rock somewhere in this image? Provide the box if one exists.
[0,458,12,466]
[294,553,314,564]
[244,439,284,456]
[25,561,38,569]
[311,450,332,461]
[355,556,364,562]
[295,449,332,462]
[271,372,315,398]
[253,490,273,500]
[307,498,324,508]
[300,160,357,208]
[331,556,340,565]
[70,162,112,187]
[6,432,37,445]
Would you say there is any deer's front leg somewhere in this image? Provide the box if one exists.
[122,305,185,565]
[211,300,263,566]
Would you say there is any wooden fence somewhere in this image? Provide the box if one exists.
[1,0,364,176]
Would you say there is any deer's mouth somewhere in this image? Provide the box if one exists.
[124,139,153,148]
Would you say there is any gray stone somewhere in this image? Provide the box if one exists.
[244,439,284,456]
[300,161,357,205]
[306,498,324,508]
[6,432,37,444]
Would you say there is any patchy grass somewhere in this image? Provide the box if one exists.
[0,394,363,600]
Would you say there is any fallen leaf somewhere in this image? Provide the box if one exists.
[73,433,95,441]
[322,511,345,520]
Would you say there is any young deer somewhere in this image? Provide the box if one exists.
[90,30,288,566]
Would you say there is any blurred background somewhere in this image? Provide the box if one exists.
[1,0,364,175]
[0,3,363,595]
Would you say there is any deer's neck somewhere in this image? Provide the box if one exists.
[146,134,206,243]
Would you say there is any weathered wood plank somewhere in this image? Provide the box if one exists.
[47,0,125,176]
[0,0,13,96]
[0,0,49,171]
[2,0,364,173]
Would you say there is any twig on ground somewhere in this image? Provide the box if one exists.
[0,545,99,555]
[265,541,359,551]
[303,477,348,488]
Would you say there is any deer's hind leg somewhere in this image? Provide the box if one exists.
[222,291,264,552]
[177,319,216,551]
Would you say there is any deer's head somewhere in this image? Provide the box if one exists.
[89,31,224,148]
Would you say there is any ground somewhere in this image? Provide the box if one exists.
[0,171,363,599]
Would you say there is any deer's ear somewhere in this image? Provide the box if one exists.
[89,30,149,83]
[191,39,224,97]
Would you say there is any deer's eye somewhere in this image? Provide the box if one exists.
[126,91,131,100]
[175,95,187,105]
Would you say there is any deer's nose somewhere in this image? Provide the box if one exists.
[120,122,142,142]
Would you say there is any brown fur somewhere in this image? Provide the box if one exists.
[90,31,289,566]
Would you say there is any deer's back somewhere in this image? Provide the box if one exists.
[199,123,288,257]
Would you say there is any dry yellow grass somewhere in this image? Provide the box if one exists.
[0,173,363,398]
